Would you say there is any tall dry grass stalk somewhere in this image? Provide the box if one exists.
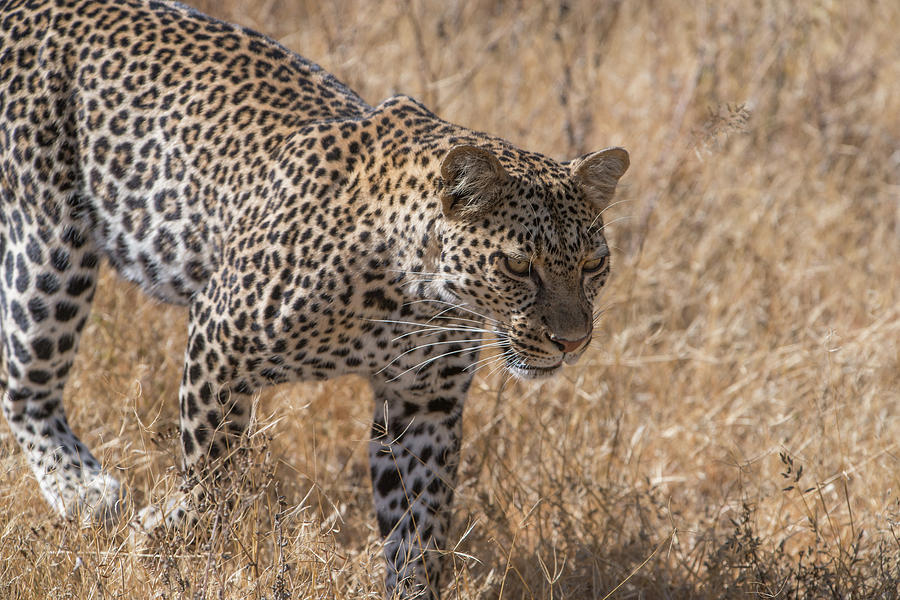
[1,1,898,598]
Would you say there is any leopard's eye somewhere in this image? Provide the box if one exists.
[504,256,531,276]
[582,256,608,273]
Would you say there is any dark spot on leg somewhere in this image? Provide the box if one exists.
[27,369,52,384]
[377,467,402,497]
[427,397,455,413]
[35,273,60,294]
[207,440,221,459]
[57,334,75,353]
[182,429,195,456]
[65,275,93,297]
[31,337,54,360]
[27,297,49,322]
[377,512,393,537]
[54,301,79,321]
[194,424,209,447]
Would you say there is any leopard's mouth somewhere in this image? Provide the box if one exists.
[497,337,565,379]
[506,360,564,379]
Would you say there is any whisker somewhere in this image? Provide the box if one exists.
[398,336,500,357]
[398,278,443,287]
[367,318,499,341]
[599,198,633,217]
[487,356,513,379]
[387,268,451,278]
[385,342,508,382]
[376,337,504,375]
[592,305,609,322]
[468,349,515,376]
[422,302,485,325]
[593,215,633,232]
[402,298,503,327]
[488,347,527,379]
[425,313,491,326]
[589,200,632,230]
[465,348,510,373]
[390,326,494,343]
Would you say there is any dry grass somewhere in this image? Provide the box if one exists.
[2,0,899,598]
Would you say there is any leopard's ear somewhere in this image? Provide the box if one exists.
[570,147,629,211]
[440,145,507,220]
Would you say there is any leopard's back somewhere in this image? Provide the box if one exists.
[0,0,370,301]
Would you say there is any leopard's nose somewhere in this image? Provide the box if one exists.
[547,331,592,354]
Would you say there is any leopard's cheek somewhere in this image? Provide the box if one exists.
[476,271,527,323]
[582,267,611,305]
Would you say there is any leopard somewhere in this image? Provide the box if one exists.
[0,0,629,597]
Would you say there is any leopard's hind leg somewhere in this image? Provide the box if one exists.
[0,199,124,525]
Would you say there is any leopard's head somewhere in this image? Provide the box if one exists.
[434,143,629,379]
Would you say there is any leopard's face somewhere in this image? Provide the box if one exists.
[435,144,628,379]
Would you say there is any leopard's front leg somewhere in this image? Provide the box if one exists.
[137,282,255,534]
[369,369,470,599]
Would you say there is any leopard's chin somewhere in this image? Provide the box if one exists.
[507,363,563,380]
[504,354,564,380]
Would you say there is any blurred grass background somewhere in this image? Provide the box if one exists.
[2,0,899,597]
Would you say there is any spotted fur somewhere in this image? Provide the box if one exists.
[0,0,629,597]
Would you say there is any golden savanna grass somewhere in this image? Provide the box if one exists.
[2,1,899,598]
